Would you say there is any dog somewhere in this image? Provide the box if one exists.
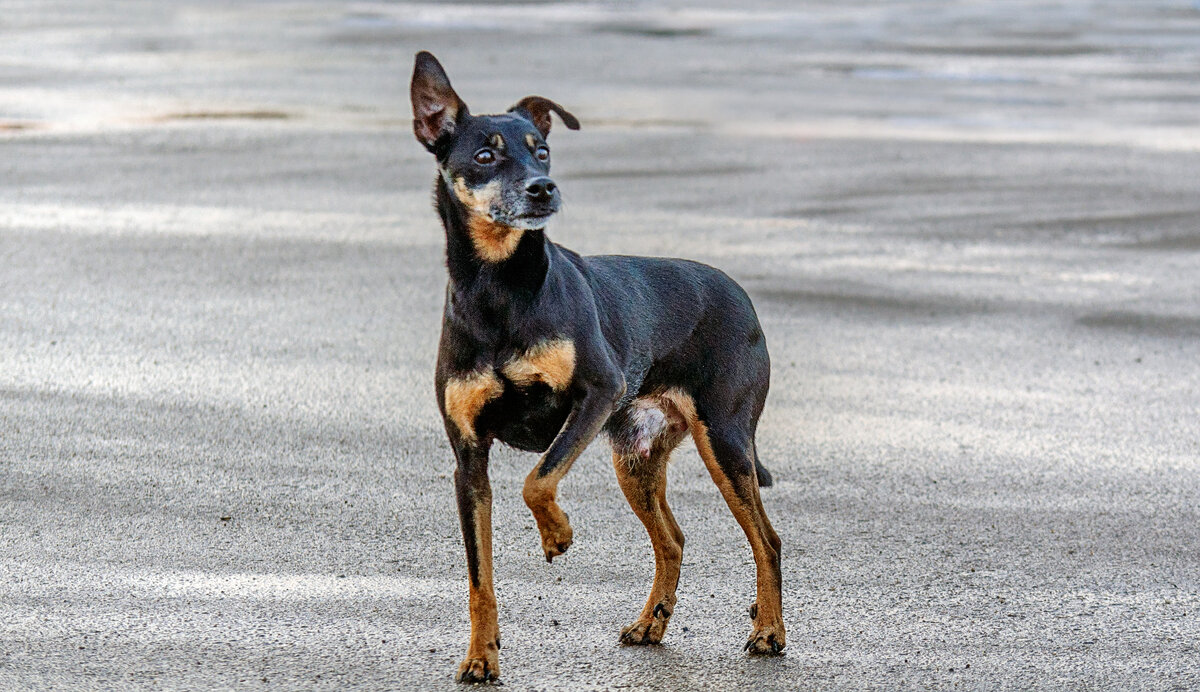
[410,51,784,683]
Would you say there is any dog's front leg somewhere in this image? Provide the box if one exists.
[524,371,625,562]
[452,441,500,683]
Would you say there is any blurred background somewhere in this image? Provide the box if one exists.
[2,1,1198,689]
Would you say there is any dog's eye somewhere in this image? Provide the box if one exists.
[473,149,496,165]
[535,146,550,162]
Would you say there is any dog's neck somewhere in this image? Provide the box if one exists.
[435,176,550,296]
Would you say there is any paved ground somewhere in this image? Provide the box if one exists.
[2,1,1199,689]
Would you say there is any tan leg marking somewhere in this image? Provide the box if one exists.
[502,339,576,392]
[614,447,684,645]
[452,177,524,262]
[691,419,785,655]
[444,371,503,443]
[611,389,695,644]
[459,499,500,682]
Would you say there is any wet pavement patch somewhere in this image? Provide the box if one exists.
[751,285,994,319]
[563,165,759,180]
[1076,311,1200,337]
[157,111,293,122]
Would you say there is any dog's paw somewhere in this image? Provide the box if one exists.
[744,624,786,656]
[456,653,499,684]
[619,602,672,645]
[538,514,573,563]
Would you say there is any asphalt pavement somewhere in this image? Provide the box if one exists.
[2,1,1198,689]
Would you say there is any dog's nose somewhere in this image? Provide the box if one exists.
[524,177,557,201]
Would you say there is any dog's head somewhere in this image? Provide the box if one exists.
[411,51,579,231]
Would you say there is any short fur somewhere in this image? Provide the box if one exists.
[411,51,785,684]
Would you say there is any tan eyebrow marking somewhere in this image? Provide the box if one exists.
[525,133,536,149]
[489,133,505,150]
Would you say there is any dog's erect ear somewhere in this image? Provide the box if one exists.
[411,51,468,152]
[508,96,580,137]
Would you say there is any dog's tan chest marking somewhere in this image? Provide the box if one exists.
[502,339,576,392]
[444,340,574,439]
[468,216,524,263]
[452,177,524,263]
[444,370,504,442]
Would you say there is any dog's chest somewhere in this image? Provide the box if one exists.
[444,339,576,447]
[497,339,575,392]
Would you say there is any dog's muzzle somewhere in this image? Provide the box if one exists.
[509,176,560,228]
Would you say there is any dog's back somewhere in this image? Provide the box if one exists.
[563,249,774,485]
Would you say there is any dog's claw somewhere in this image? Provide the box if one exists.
[536,514,573,563]
[456,656,499,684]
[744,626,786,656]
[544,538,572,563]
[619,625,659,646]
[620,600,673,645]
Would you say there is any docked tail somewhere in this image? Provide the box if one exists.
[754,445,773,487]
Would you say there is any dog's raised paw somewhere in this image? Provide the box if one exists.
[539,516,573,563]
[456,655,499,684]
[744,625,786,656]
[544,540,571,562]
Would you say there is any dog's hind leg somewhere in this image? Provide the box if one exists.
[613,446,684,645]
[611,391,692,645]
[691,419,785,655]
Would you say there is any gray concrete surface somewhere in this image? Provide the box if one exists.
[2,1,1199,689]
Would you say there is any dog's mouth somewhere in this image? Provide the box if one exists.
[493,205,558,229]
[484,187,561,229]
[505,212,555,230]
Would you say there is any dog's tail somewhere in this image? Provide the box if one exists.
[753,443,774,488]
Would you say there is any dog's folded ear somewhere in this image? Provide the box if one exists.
[509,96,580,137]
[411,51,468,153]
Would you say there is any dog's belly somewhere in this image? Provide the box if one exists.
[482,382,573,453]
[607,388,694,460]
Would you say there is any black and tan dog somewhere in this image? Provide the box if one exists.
[411,51,784,683]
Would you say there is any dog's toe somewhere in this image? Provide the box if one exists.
[744,625,786,656]
[540,520,574,563]
[619,602,672,645]
[619,620,661,646]
[456,655,499,684]
[544,538,572,562]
